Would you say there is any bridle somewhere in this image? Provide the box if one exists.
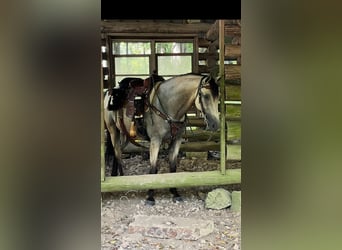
[147,75,214,140]
[196,75,213,127]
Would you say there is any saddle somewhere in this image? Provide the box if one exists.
[125,74,165,119]
[108,74,164,139]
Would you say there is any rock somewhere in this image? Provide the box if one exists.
[128,215,214,240]
[205,188,231,210]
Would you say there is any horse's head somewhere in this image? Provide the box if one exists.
[195,75,220,131]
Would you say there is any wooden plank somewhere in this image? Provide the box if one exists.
[101,21,212,34]
[225,64,241,80]
[120,139,241,153]
[101,51,105,182]
[182,141,220,151]
[224,25,241,36]
[101,169,241,192]
[224,20,241,26]
[225,45,241,59]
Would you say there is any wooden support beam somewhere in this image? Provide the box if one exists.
[225,64,241,80]
[224,25,241,37]
[101,170,241,192]
[225,45,241,59]
[101,21,212,34]
[100,46,105,182]
[181,141,220,151]
[219,20,226,175]
[224,20,241,26]
[121,140,242,153]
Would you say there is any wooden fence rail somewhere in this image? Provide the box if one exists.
[101,170,241,192]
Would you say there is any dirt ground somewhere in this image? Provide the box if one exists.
[101,153,241,250]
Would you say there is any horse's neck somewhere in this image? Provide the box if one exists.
[156,77,199,121]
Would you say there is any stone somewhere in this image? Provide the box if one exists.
[205,188,231,210]
[128,215,214,240]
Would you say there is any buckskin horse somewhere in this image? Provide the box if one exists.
[104,73,220,205]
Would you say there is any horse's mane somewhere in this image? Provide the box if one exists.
[164,73,219,98]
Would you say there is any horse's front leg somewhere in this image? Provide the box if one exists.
[146,137,161,206]
[168,137,183,202]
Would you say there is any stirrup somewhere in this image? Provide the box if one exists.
[129,121,137,138]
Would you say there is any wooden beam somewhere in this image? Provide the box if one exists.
[181,141,220,151]
[219,20,226,175]
[224,25,241,36]
[101,170,241,192]
[224,20,241,26]
[225,45,241,59]
[225,65,241,80]
[101,21,212,34]
[101,52,105,182]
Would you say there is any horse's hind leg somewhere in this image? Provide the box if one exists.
[168,138,183,202]
[109,127,124,176]
[146,138,161,206]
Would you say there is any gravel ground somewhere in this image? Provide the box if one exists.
[101,153,241,250]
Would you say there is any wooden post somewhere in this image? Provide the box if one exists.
[219,20,226,175]
[101,170,241,192]
[101,47,105,182]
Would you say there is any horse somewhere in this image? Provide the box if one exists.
[103,73,220,205]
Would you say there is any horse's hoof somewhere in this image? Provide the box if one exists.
[145,199,155,206]
[172,196,184,203]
